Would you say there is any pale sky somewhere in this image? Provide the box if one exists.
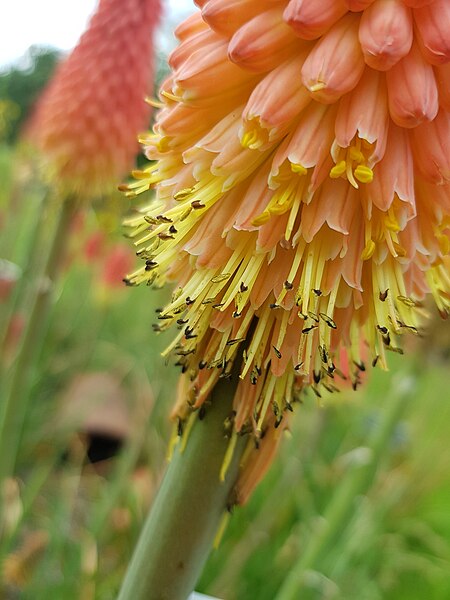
[0,0,194,69]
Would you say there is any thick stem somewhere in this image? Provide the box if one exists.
[118,376,247,600]
[275,374,415,600]
[0,195,77,485]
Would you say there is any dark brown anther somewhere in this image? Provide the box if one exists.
[313,289,322,296]
[185,296,194,305]
[379,289,389,301]
[156,215,172,223]
[319,345,328,363]
[372,355,380,367]
[272,346,282,359]
[219,371,232,379]
[353,360,366,372]
[145,260,158,271]
[177,318,188,325]
[240,282,248,292]
[311,386,322,398]
[177,418,184,437]
[232,310,242,318]
[319,313,337,329]
[269,303,280,309]
[382,332,391,346]
[284,280,293,290]
[323,382,340,393]
[176,348,196,356]
[377,325,388,334]
[191,200,206,209]
[313,370,321,384]
[294,362,303,371]
[302,325,318,334]
[169,225,178,234]
[226,338,245,346]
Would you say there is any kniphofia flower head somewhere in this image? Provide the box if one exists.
[28,0,162,197]
[125,0,450,502]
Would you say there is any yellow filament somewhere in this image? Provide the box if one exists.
[220,430,238,481]
[290,162,307,175]
[330,160,346,178]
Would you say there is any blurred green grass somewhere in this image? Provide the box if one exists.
[1,143,450,599]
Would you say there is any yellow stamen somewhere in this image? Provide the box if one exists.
[361,239,376,260]
[354,165,373,184]
[330,160,346,178]
[290,162,307,175]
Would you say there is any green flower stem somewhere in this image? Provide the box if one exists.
[275,374,415,600]
[118,376,247,600]
[0,188,49,359]
[0,194,77,486]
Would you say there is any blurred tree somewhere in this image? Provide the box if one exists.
[0,46,61,143]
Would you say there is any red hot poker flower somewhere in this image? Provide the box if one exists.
[125,0,450,501]
[29,0,162,197]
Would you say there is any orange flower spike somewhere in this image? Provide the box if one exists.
[31,0,161,198]
[301,14,365,103]
[359,0,413,70]
[125,0,450,502]
[283,0,348,40]
[414,0,450,65]
[386,40,439,128]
